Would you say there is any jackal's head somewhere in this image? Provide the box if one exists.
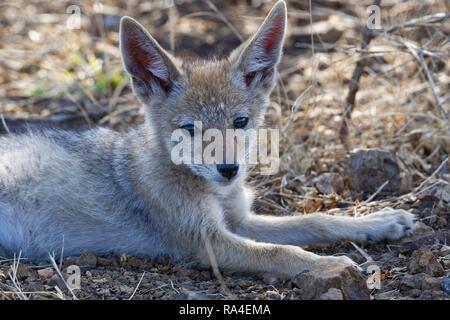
[120,1,286,185]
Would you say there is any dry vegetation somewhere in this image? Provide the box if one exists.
[0,0,449,300]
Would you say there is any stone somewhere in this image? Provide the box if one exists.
[47,274,66,290]
[439,245,450,256]
[125,256,144,268]
[421,276,442,291]
[97,257,119,268]
[409,247,445,276]
[440,277,450,295]
[417,181,450,204]
[319,288,344,300]
[119,285,133,294]
[79,251,97,268]
[313,173,344,194]
[291,265,369,300]
[186,291,210,300]
[348,148,410,195]
[400,274,424,292]
[37,267,54,279]
[266,290,282,300]
[25,281,45,292]
[97,288,111,297]
[64,256,80,266]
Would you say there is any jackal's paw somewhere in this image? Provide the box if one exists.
[357,207,417,243]
[316,255,362,273]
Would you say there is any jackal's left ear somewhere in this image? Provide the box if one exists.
[230,1,287,91]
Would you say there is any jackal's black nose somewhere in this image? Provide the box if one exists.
[217,164,239,180]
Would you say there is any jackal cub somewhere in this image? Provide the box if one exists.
[0,1,415,277]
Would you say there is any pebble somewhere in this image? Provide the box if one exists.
[408,247,445,276]
[348,148,408,195]
[47,274,66,290]
[440,277,450,295]
[79,251,97,268]
[313,173,344,194]
[37,267,54,279]
[291,264,369,300]
[266,290,282,300]
[319,288,344,300]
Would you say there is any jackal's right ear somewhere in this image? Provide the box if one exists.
[120,17,180,98]
[230,1,287,92]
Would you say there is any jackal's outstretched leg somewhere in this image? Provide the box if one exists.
[233,207,416,246]
[197,227,357,278]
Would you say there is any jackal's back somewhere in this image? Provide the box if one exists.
[0,128,170,260]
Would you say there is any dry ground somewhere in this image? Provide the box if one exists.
[0,0,449,300]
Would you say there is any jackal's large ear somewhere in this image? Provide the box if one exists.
[230,1,286,91]
[120,17,180,99]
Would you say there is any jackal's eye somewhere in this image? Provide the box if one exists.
[181,124,195,136]
[233,117,248,129]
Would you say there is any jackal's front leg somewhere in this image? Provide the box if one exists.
[197,228,357,278]
[233,207,416,246]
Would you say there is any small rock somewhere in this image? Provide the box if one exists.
[416,181,450,204]
[153,291,165,299]
[440,277,450,295]
[118,254,144,268]
[186,291,210,300]
[64,256,80,266]
[25,281,45,292]
[313,173,344,194]
[15,264,36,280]
[181,282,194,290]
[266,290,282,300]
[79,251,97,268]
[319,288,344,300]
[291,265,369,300]
[47,274,66,290]
[97,257,119,268]
[409,247,445,276]
[421,276,442,291]
[410,222,434,236]
[420,290,447,299]
[374,290,399,300]
[400,274,424,291]
[37,267,54,279]
[439,245,450,256]
[402,229,450,249]
[348,148,410,195]
[119,285,132,294]
[199,271,211,281]
[124,256,144,268]
[407,289,422,298]
[97,288,111,297]
[176,268,194,278]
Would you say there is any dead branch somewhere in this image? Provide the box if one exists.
[340,9,449,144]
[339,0,381,145]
